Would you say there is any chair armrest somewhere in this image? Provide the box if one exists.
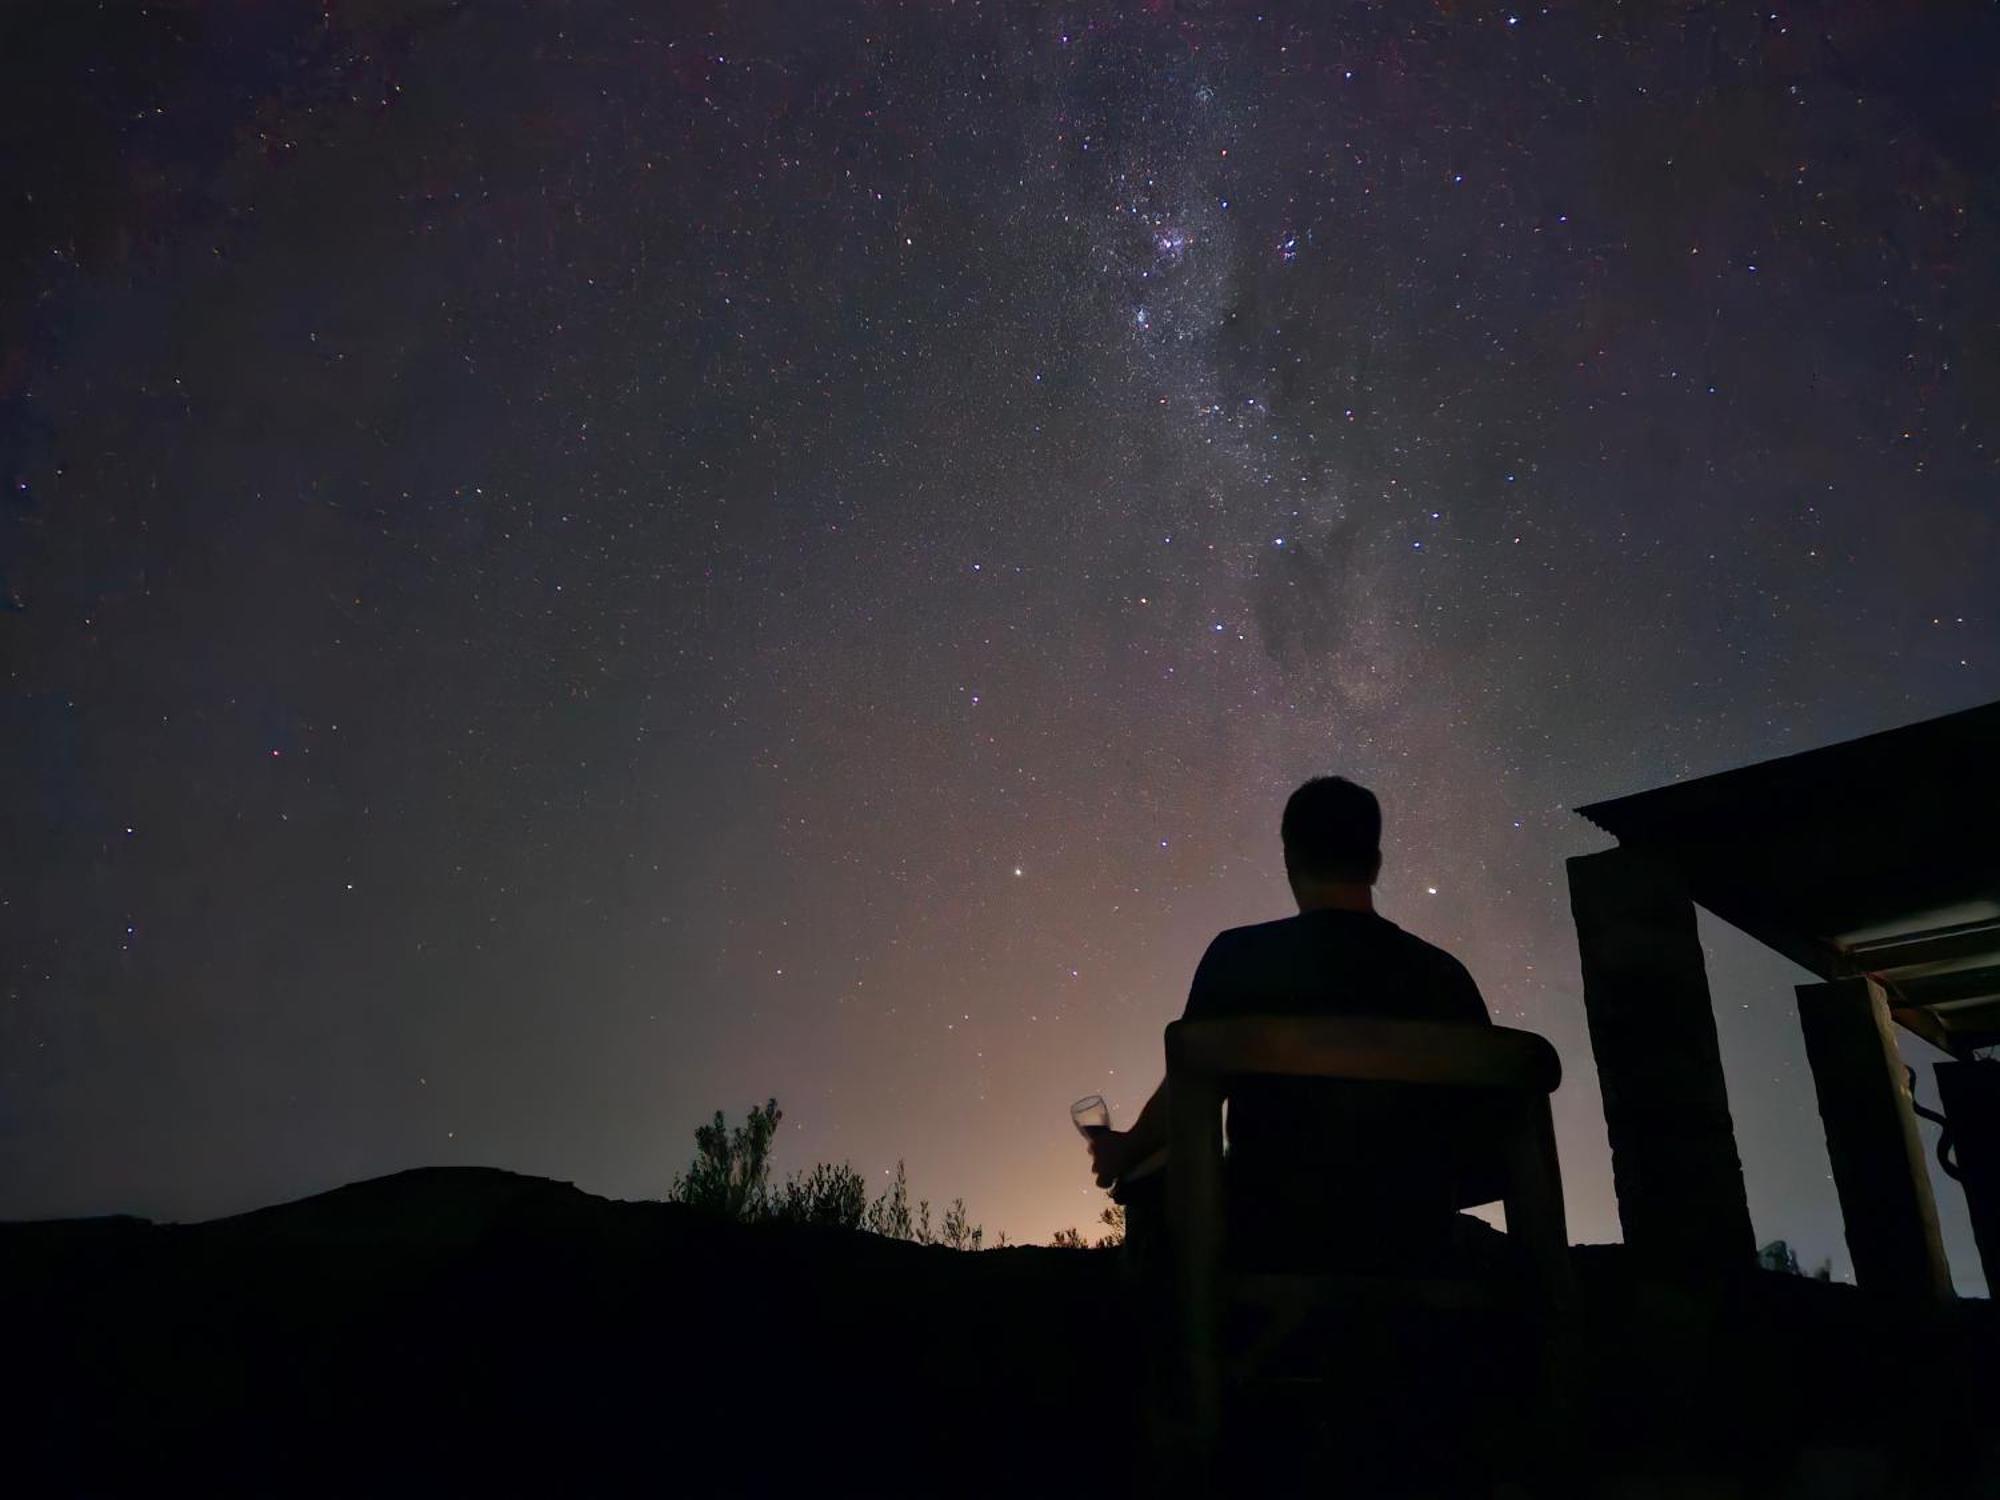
[1165,1016,1559,1094]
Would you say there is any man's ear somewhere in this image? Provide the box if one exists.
[1367,850,1383,886]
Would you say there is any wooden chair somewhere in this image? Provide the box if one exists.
[1164,1016,1577,1473]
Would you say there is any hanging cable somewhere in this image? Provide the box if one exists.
[1904,1065,1962,1183]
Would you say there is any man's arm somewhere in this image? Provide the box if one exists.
[1086,932,1232,1189]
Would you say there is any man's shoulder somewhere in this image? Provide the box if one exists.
[1207,912,1453,953]
[1199,914,1323,966]
[1189,912,1487,1022]
[1382,921,1475,974]
[1190,918,1303,990]
[1206,916,1300,949]
[1376,923,1489,1020]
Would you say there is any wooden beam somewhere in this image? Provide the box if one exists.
[1895,995,2000,1057]
[1841,917,2000,974]
[1676,878,1845,980]
[1927,994,2000,1036]
[1796,977,1953,1301]
[1568,848,1755,1279]
[1890,1005,1956,1056]
[1886,963,2000,1008]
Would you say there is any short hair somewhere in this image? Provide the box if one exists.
[1281,776,1381,881]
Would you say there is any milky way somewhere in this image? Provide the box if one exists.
[3,3,1994,1287]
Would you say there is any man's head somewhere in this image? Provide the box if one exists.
[1281,776,1382,900]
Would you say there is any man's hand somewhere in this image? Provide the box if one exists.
[1086,1127,1134,1190]
[1080,1077,1172,1195]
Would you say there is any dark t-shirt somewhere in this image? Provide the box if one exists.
[1181,908,1494,1237]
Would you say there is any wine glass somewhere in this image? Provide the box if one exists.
[1070,1094,1112,1138]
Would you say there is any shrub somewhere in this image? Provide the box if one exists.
[670,1100,987,1250]
[1051,1204,1124,1251]
[771,1162,869,1230]
[863,1160,915,1240]
[670,1098,781,1220]
[940,1198,983,1252]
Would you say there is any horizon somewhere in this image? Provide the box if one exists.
[2,3,1993,1296]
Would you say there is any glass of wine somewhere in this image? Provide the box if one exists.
[1070,1094,1112,1138]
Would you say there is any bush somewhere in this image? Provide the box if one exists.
[939,1198,983,1252]
[1050,1204,1124,1250]
[770,1162,869,1230]
[670,1098,781,1220]
[669,1100,987,1250]
[863,1160,914,1239]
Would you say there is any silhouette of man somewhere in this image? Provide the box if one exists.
[1086,776,1494,1269]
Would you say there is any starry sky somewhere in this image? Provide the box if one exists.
[2,2,1994,1288]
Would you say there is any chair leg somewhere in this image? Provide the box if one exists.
[1502,1098,1575,1310]
[1503,1099,1585,1493]
[1167,1074,1226,1478]
[1223,1296,1311,1386]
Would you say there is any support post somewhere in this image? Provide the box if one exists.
[1567,848,1755,1277]
[1795,977,1952,1301]
[1932,1061,2000,1295]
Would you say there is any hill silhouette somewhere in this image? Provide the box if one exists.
[5,1167,1129,1493]
[5,1167,1995,1495]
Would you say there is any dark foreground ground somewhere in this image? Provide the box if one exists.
[4,1167,1994,1497]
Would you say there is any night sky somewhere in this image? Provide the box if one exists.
[3,2,1994,1289]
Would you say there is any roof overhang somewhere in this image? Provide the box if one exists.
[1576,700,2000,1055]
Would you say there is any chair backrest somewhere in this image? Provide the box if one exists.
[1164,1016,1576,1463]
[1165,1016,1561,1095]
